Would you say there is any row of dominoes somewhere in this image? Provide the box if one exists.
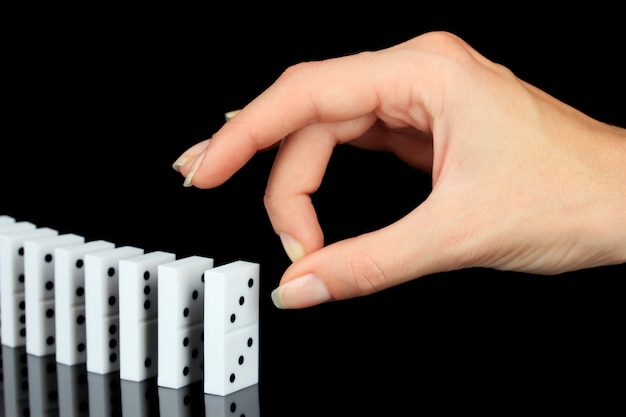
[0,215,259,396]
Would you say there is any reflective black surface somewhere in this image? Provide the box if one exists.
[1,346,259,417]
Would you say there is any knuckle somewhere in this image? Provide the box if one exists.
[346,251,389,295]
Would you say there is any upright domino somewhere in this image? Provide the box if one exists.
[204,260,260,396]
[118,250,175,382]
[55,240,115,365]
[0,227,58,347]
[157,255,214,389]
[24,233,85,356]
[0,220,36,341]
[0,215,15,225]
[84,245,144,374]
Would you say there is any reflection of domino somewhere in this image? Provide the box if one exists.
[84,245,144,374]
[0,227,58,347]
[205,384,260,417]
[24,233,85,356]
[55,240,115,365]
[27,353,59,416]
[204,260,260,396]
[2,345,29,417]
[119,250,175,382]
[157,255,214,389]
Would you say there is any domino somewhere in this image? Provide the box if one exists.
[118,250,175,382]
[0,227,58,347]
[24,233,85,356]
[54,240,115,366]
[27,352,59,417]
[0,215,15,226]
[0,221,36,235]
[0,220,35,342]
[84,245,144,375]
[157,255,214,389]
[204,383,260,417]
[204,260,260,396]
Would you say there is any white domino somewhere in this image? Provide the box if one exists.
[24,233,85,356]
[119,250,175,382]
[0,215,16,226]
[54,239,115,365]
[0,227,58,347]
[204,260,260,396]
[157,255,214,389]
[84,245,144,374]
[0,220,36,341]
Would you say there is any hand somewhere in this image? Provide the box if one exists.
[173,31,626,309]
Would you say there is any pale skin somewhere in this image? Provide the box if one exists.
[172,31,626,309]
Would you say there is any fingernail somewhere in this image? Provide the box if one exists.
[171,155,189,172]
[271,273,332,309]
[172,139,211,172]
[279,233,305,262]
[183,147,208,187]
[224,109,240,121]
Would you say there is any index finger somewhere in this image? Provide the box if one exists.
[178,31,463,189]
[185,53,385,189]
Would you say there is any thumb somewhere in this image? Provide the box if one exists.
[270,199,467,309]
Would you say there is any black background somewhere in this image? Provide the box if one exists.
[2,5,625,415]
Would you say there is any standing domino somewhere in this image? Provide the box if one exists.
[24,233,85,356]
[204,260,260,396]
[118,250,175,382]
[157,255,214,389]
[84,245,144,374]
[0,215,16,225]
[55,240,115,365]
[0,227,58,347]
[0,220,36,340]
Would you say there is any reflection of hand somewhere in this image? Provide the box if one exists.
[173,31,626,309]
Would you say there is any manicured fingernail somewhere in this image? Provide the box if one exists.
[172,139,211,172]
[172,155,189,172]
[271,273,332,309]
[183,147,208,187]
[279,233,305,262]
[225,110,240,121]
